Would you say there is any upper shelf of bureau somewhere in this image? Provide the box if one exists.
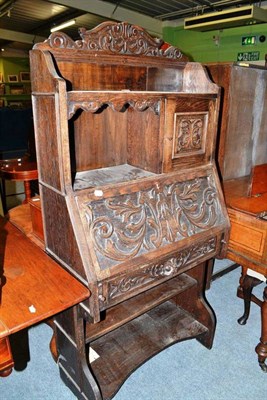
[67,91,218,97]
[30,22,219,98]
[67,90,218,119]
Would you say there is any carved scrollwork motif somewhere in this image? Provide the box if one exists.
[84,175,221,269]
[78,22,164,54]
[34,21,187,61]
[108,237,216,299]
[174,113,208,156]
[68,98,160,119]
[41,31,77,49]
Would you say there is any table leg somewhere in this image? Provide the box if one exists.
[255,286,267,372]
[0,178,7,215]
[23,181,32,204]
[237,273,262,325]
[0,337,14,377]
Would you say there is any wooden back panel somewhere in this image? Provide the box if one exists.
[206,63,267,181]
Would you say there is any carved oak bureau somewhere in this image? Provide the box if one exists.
[30,22,230,400]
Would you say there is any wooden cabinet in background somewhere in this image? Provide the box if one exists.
[30,22,229,399]
[205,62,267,371]
[205,62,267,182]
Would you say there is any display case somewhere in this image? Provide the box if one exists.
[30,22,230,399]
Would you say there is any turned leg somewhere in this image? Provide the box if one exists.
[237,273,262,325]
[23,181,32,204]
[255,286,267,372]
[0,337,14,377]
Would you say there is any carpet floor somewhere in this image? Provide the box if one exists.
[1,264,267,399]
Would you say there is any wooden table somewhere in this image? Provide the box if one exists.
[224,176,267,372]
[0,216,90,376]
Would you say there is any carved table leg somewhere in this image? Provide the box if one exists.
[255,286,267,372]
[0,337,14,377]
[237,274,262,325]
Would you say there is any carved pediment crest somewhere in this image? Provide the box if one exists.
[33,21,187,61]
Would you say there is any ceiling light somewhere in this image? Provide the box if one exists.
[50,19,75,33]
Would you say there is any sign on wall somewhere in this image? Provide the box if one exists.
[241,36,256,45]
[237,51,260,62]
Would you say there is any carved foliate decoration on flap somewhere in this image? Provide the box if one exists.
[106,237,216,302]
[82,174,223,270]
[173,112,208,157]
[33,21,187,61]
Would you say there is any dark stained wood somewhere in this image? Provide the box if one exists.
[29,22,229,398]
[91,301,208,400]
[237,274,263,325]
[55,262,215,400]
[255,286,267,372]
[85,273,196,342]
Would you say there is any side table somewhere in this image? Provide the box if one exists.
[224,177,267,371]
[0,216,90,376]
[0,157,38,214]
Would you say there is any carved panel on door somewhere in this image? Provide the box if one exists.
[172,112,208,158]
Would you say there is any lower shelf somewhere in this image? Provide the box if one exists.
[89,300,208,400]
[86,273,196,341]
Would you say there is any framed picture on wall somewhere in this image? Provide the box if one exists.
[8,74,19,82]
[20,71,30,82]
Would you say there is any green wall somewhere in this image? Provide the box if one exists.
[0,57,30,82]
[163,23,267,62]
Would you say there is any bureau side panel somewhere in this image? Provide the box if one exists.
[40,185,87,283]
